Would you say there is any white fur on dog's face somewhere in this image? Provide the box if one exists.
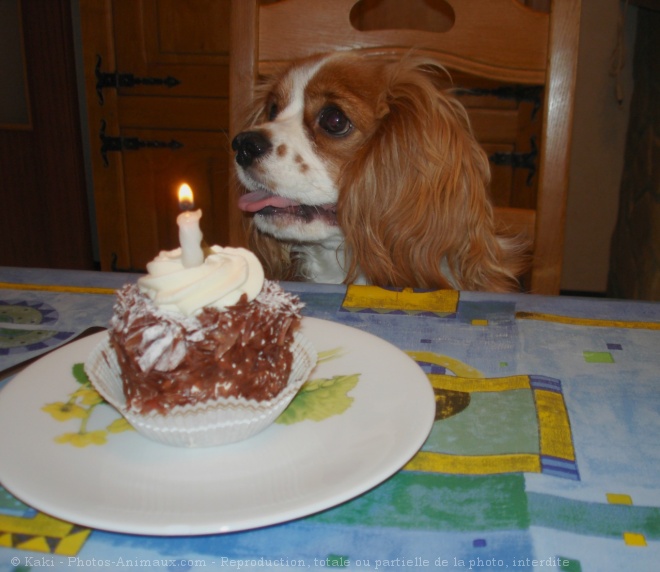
[234,53,389,246]
[235,56,341,243]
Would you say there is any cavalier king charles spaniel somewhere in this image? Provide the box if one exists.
[232,52,527,292]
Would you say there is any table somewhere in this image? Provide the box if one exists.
[1,267,659,571]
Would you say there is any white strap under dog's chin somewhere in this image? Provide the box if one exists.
[293,240,348,284]
[440,257,458,290]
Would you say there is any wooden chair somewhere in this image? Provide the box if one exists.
[228,0,581,295]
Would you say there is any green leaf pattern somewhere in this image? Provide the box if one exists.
[277,346,361,425]
[277,373,360,425]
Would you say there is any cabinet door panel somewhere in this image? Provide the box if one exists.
[120,130,231,272]
[117,97,229,130]
[113,0,230,97]
[81,0,236,271]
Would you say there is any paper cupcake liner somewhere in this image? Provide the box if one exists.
[85,332,317,447]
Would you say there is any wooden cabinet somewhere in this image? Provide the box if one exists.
[79,0,236,272]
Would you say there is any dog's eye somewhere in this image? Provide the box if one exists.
[318,107,352,137]
[267,102,278,121]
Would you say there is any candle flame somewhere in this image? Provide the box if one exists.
[178,183,195,211]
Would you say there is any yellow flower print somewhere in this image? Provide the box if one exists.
[44,362,134,447]
[55,430,108,447]
[72,386,104,406]
[42,401,89,421]
[107,417,134,434]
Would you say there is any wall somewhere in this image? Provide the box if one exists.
[561,0,637,293]
[608,5,660,300]
[0,0,93,270]
[0,0,30,125]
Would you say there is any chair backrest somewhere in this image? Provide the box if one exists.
[228,0,581,295]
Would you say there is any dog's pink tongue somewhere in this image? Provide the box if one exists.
[237,190,299,212]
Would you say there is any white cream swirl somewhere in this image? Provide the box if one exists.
[137,245,265,316]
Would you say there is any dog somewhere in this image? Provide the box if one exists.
[232,52,527,292]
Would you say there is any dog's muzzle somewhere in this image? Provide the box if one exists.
[232,131,272,168]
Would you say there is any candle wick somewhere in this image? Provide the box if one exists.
[179,199,195,212]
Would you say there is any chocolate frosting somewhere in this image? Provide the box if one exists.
[109,281,303,414]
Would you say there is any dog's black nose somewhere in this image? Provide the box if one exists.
[232,131,272,168]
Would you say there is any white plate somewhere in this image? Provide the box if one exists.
[0,317,434,536]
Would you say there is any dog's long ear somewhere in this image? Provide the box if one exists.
[338,58,523,291]
[235,64,286,130]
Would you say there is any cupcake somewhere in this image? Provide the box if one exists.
[85,245,317,447]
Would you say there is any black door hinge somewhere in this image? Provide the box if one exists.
[458,85,543,119]
[489,138,538,186]
[99,120,183,167]
[95,55,181,105]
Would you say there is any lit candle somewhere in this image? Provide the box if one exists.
[177,183,204,268]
